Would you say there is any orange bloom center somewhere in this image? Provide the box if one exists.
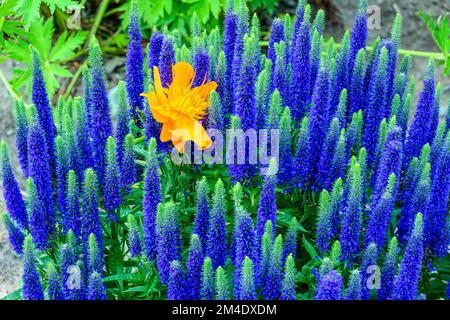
[141,62,217,153]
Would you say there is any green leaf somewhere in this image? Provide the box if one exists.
[14,0,41,26]
[103,273,143,283]
[302,235,319,262]
[1,288,22,300]
[14,0,82,25]
[49,30,87,62]
[418,12,450,76]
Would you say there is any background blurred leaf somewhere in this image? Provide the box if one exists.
[14,0,82,26]
[3,17,86,97]
[418,12,450,75]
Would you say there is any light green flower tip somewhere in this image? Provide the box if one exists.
[232,182,243,207]
[263,220,273,237]
[330,241,341,263]
[266,157,278,176]
[414,213,423,234]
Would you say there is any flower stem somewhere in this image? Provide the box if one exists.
[63,61,87,100]
[259,41,445,61]
[0,67,20,100]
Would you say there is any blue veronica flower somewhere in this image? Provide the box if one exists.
[348,49,366,119]
[149,31,164,72]
[215,266,229,300]
[125,0,144,121]
[256,159,277,245]
[340,162,363,264]
[206,179,227,269]
[200,257,215,300]
[283,217,298,261]
[393,213,424,300]
[365,46,391,164]
[305,66,330,185]
[55,136,68,214]
[22,236,44,300]
[397,163,431,244]
[366,173,396,249]
[143,138,161,260]
[2,213,25,255]
[315,118,340,192]
[238,256,256,300]
[28,117,56,237]
[262,235,283,300]
[121,133,136,191]
[104,137,122,213]
[315,270,343,300]
[81,168,103,264]
[47,262,63,300]
[116,81,130,169]
[193,177,210,253]
[87,271,106,300]
[403,60,435,168]
[378,237,398,300]
[0,141,28,229]
[289,19,311,122]
[280,254,296,300]
[268,18,285,63]
[31,49,56,171]
[88,233,103,276]
[89,38,113,189]
[127,214,142,258]
[64,170,81,238]
[168,260,185,300]
[193,48,210,87]
[424,131,450,257]
[13,100,29,177]
[159,38,175,88]
[360,242,378,300]
[349,0,368,72]
[316,189,332,254]
[186,234,204,300]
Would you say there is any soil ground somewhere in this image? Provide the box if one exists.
[0,0,449,298]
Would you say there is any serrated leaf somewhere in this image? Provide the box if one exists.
[14,0,41,26]
[49,30,87,62]
[28,17,54,57]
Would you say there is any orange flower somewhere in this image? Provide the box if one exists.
[141,62,217,153]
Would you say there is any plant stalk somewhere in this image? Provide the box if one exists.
[0,67,20,100]
[259,41,445,60]
[86,0,111,47]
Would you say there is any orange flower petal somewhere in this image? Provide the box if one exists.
[141,62,216,153]
[170,62,195,91]
[172,118,212,151]
[160,122,174,142]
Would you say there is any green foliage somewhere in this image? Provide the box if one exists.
[418,12,450,76]
[117,0,224,38]
[0,0,27,49]
[3,17,86,97]
[14,0,82,26]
